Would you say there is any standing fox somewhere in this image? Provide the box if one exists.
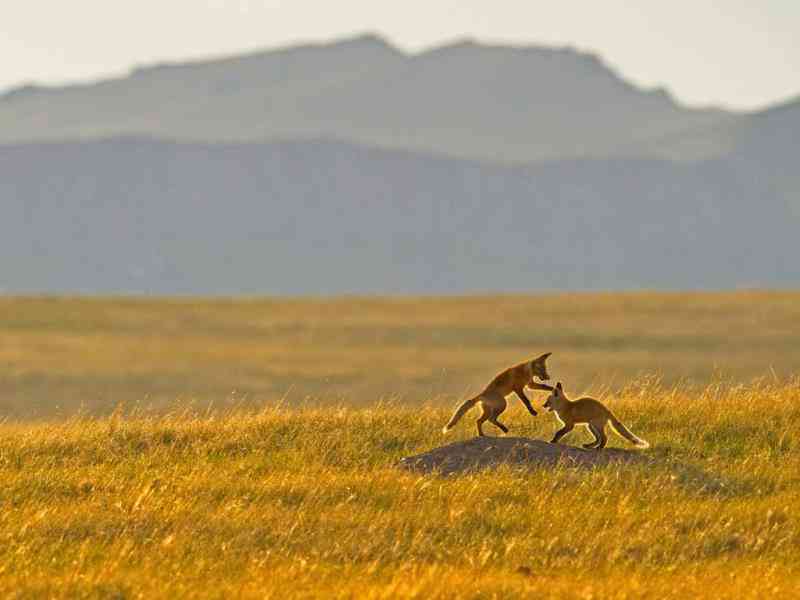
[442,353,553,437]
[542,382,649,449]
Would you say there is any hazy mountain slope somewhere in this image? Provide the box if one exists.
[277,39,736,162]
[0,36,406,143]
[1,138,796,294]
[726,96,800,219]
[732,96,800,162]
[0,35,735,162]
[636,94,800,164]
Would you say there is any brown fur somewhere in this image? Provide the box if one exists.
[442,353,553,436]
[543,382,649,449]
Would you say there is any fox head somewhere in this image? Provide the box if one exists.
[530,352,552,381]
[543,381,565,412]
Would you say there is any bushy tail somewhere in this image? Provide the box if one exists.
[442,395,481,434]
[608,414,649,448]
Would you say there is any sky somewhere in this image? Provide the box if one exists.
[3,1,799,111]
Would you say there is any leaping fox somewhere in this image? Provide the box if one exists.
[442,353,553,437]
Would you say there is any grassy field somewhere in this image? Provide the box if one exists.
[3,292,800,418]
[1,382,799,598]
[1,292,799,598]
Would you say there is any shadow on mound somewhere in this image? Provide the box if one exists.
[397,436,648,475]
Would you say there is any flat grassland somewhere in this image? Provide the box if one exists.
[3,292,799,418]
[1,293,799,598]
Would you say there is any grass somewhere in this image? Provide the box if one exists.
[1,379,799,598]
[1,292,799,597]
[2,292,800,418]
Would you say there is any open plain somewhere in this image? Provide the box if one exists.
[1,292,799,598]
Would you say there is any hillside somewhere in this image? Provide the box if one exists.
[0,34,736,162]
[1,136,797,294]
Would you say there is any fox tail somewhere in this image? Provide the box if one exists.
[442,395,482,434]
[608,414,649,448]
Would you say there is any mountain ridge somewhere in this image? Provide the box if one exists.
[0,34,708,106]
[1,34,797,294]
[0,33,742,162]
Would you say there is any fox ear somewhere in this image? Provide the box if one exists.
[556,382,563,392]
[535,352,552,362]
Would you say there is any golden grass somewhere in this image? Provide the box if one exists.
[2,292,800,418]
[1,293,799,597]
[1,379,799,598]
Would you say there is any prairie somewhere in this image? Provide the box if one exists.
[1,292,799,598]
[2,292,799,418]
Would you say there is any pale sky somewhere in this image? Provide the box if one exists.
[3,1,799,111]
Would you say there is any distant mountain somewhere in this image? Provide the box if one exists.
[1,137,796,294]
[731,96,800,163]
[1,34,797,294]
[0,34,736,163]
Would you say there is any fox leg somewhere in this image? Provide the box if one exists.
[550,423,574,444]
[594,424,608,449]
[478,393,506,436]
[515,389,537,416]
[489,409,509,434]
[490,418,509,434]
[583,424,603,449]
[476,403,490,437]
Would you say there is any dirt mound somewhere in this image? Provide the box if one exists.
[397,436,648,475]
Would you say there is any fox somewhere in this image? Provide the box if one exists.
[442,353,553,437]
[542,382,649,449]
